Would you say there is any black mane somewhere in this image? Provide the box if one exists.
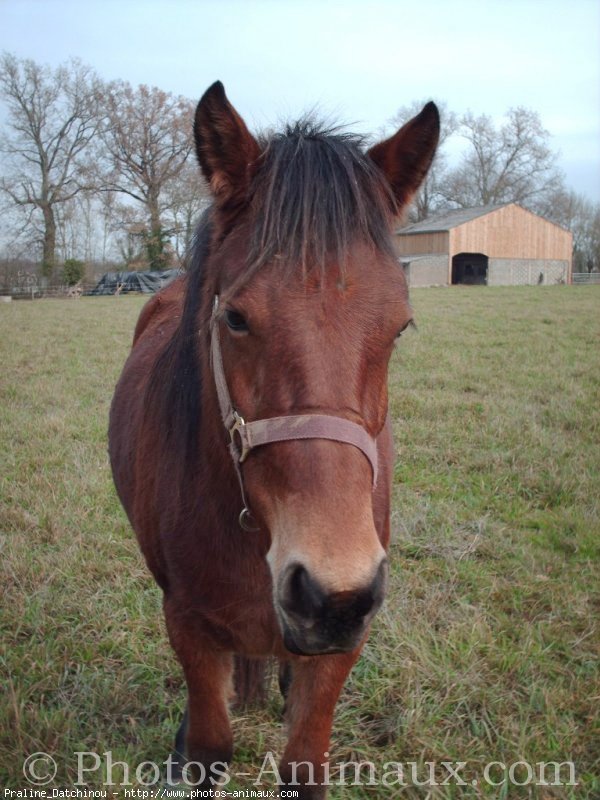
[144,210,212,479]
[246,118,397,276]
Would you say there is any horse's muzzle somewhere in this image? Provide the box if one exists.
[277,559,388,655]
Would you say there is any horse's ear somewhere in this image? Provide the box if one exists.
[368,102,440,210]
[194,81,261,206]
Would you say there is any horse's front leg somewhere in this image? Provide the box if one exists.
[164,596,234,787]
[279,649,360,799]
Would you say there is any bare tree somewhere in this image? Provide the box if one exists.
[388,100,458,221]
[54,190,99,264]
[97,190,121,264]
[98,80,194,269]
[543,188,600,273]
[0,53,102,277]
[163,161,210,263]
[440,107,563,210]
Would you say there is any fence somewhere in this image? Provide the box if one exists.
[0,283,96,300]
[572,273,600,285]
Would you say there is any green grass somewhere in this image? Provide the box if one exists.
[1,287,599,798]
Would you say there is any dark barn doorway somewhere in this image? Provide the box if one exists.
[452,253,488,285]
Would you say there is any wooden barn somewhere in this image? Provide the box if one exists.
[395,203,573,287]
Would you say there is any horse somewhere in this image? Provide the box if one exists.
[108,81,439,798]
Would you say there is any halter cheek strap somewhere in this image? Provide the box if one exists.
[210,295,379,529]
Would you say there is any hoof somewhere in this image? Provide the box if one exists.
[163,705,188,785]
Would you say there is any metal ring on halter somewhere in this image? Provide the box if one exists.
[239,507,260,531]
[229,411,251,463]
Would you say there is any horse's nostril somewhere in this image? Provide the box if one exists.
[279,559,388,626]
[280,564,325,620]
[278,559,389,654]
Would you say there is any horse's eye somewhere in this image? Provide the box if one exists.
[395,318,416,344]
[224,309,249,333]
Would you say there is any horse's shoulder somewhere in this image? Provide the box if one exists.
[132,276,185,347]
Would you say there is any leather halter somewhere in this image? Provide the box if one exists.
[210,296,379,530]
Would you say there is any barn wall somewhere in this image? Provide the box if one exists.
[450,205,572,261]
[395,231,448,256]
[395,205,574,286]
[488,259,570,286]
[403,255,449,287]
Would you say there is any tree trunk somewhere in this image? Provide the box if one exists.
[146,193,167,270]
[41,204,57,279]
[148,193,161,236]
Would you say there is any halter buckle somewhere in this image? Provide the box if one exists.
[229,411,251,463]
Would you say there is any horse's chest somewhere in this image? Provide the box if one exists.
[177,551,281,656]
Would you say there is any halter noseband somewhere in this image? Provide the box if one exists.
[210,296,379,530]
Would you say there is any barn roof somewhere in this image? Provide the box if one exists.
[398,204,507,234]
[398,254,434,262]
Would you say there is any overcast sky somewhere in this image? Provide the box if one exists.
[1,0,599,200]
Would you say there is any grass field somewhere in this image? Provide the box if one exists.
[1,286,599,798]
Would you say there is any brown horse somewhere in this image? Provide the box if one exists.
[109,81,438,798]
